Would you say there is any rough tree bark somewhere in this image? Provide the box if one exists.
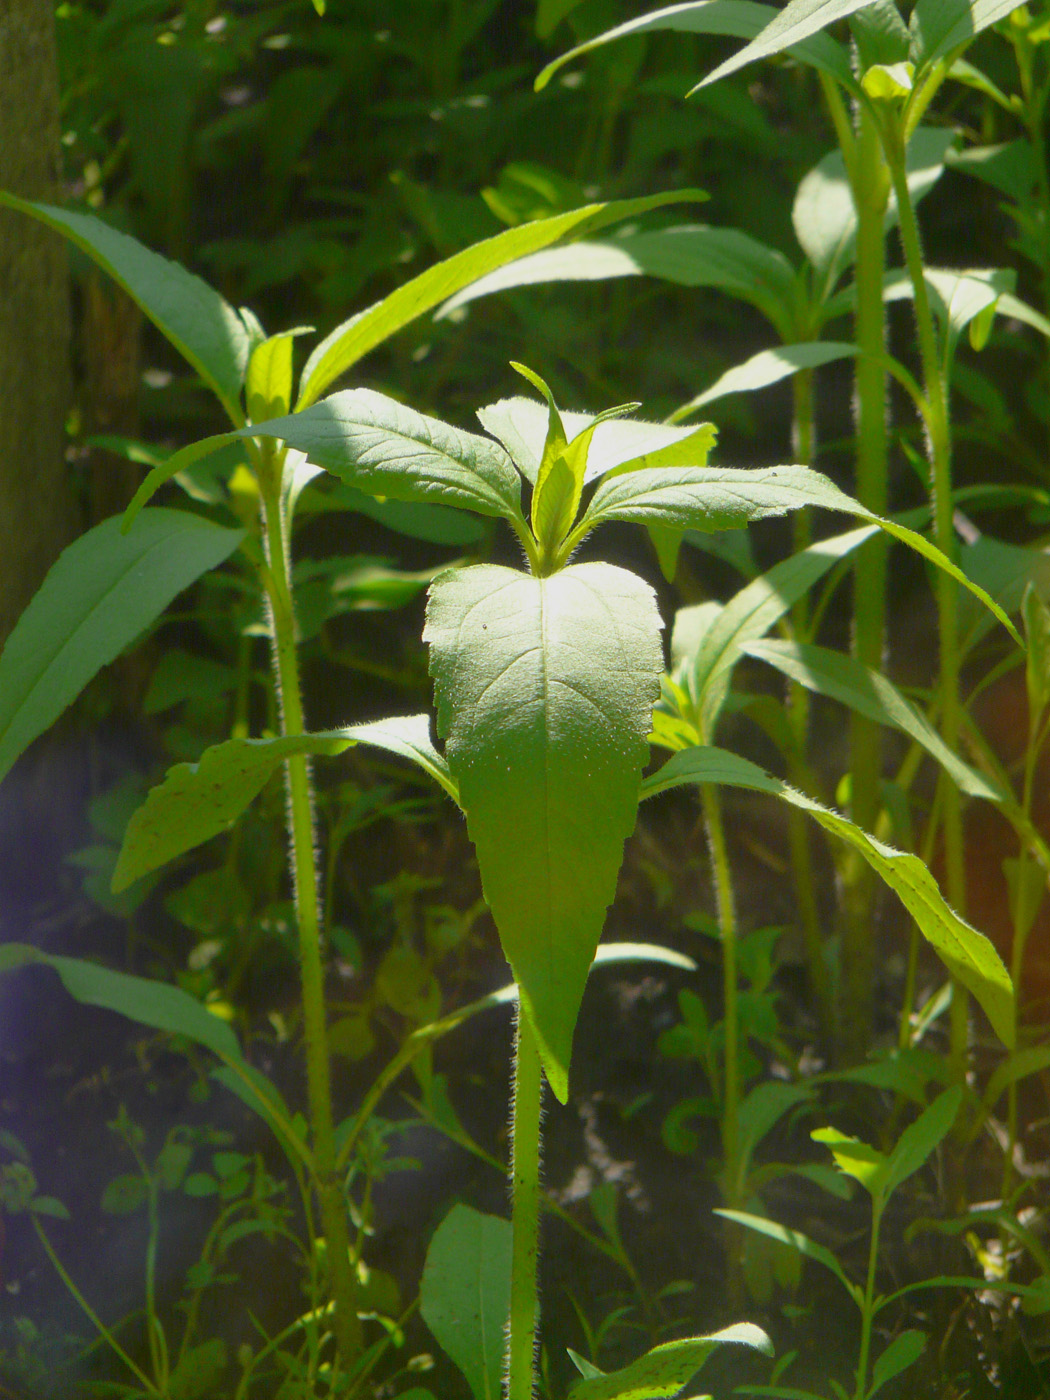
[0,0,78,648]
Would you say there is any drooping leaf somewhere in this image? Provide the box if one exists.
[113,715,456,890]
[575,465,1021,645]
[672,342,857,419]
[122,431,242,529]
[441,224,798,336]
[0,943,241,1063]
[910,0,1028,70]
[425,563,664,1101]
[567,1324,773,1400]
[640,748,1015,1046]
[420,1205,511,1400]
[296,190,706,407]
[672,525,876,729]
[741,638,1006,801]
[0,194,250,425]
[243,391,524,523]
[714,1209,855,1294]
[535,1,858,95]
[0,511,244,788]
[694,0,879,91]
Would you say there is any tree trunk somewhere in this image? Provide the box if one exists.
[0,0,78,649]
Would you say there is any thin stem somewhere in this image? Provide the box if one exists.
[507,1006,544,1400]
[700,782,740,1206]
[854,1199,884,1400]
[843,107,891,1061]
[260,468,362,1363]
[33,1218,162,1398]
[885,128,969,1080]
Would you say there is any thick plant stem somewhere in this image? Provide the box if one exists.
[843,110,891,1061]
[260,474,363,1364]
[886,143,969,1078]
[787,369,834,1039]
[507,1006,543,1400]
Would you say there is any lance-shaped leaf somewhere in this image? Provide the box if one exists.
[0,510,244,788]
[479,395,717,486]
[573,465,1021,645]
[113,715,456,890]
[742,638,1006,801]
[567,1324,773,1400]
[641,746,1015,1046]
[694,0,879,91]
[425,563,664,1101]
[296,189,706,407]
[421,1206,511,1400]
[0,944,241,1064]
[910,0,1028,70]
[715,1209,856,1294]
[441,224,798,336]
[535,1,858,95]
[0,194,250,425]
[242,391,524,524]
[672,342,857,420]
[672,525,877,729]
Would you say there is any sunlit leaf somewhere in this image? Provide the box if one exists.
[425,563,663,1101]
[421,1206,511,1400]
[0,511,243,788]
[641,748,1015,1046]
[568,1324,773,1400]
[0,194,250,425]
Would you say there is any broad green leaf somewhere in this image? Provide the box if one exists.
[910,0,1028,69]
[672,342,857,419]
[535,1,858,95]
[0,943,241,1063]
[420,1205,511,1400]
[0,510,244,788]
[672,525,876,729]
[811,1126,888,1193]
[946,139,1038,202]
[296,190,706,407]
[869,1331,926,1396]
[478,395,717,486]
[425,563,663,1101]
[640,748,1015,1046]
[114,714,456,890]
[441,224,798,336]
[881,1086,962,1197]
[695,0,878,91]
[242,391,524,523]
[313,483,485,545]
[715,1209,854,1294]
[576,466,1021,646]
[0,194,250,426]
[793,128,956,294]
[741,638,1006,801]
[568,1324,773,1400]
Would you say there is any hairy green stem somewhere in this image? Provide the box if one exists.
[885,132,969,1079]
[260,468,362,1364]
[787,368,835,1039]
[507,1006,543,1400]
[843,109,891,1061]
[700,782,740,1206]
